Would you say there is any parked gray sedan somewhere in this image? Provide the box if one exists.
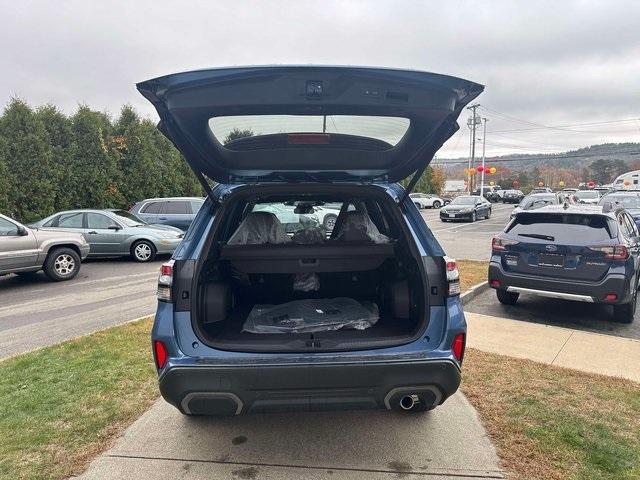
[0,213,90,281]
[31,209,184,262]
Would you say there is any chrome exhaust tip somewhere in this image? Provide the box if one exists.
[399,394,418,411]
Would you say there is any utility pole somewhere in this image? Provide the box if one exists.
[466,103,481,192]
[480,118,488,197]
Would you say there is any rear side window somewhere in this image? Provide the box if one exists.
[164,201,191,214]
[58,213,84,228]
[507,213,614,243]
[141,202,163,214]
[190,200,204,213]
[87,213,118,230]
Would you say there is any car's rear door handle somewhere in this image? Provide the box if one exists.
[88,231,98,234]
[159,217,167,220]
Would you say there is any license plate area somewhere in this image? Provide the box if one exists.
[538,253,564,267]
[448,214,456,218]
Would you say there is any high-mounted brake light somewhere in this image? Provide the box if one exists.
[154,340,168,369]
[157,260,174,302]
[492,236,519,252]
[589,245,629,260]
[451,333,465,363]
[444,255,460,296]
[288,133,330,145]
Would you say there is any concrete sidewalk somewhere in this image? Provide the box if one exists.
[77,393,503,480]
[466,311,640,383]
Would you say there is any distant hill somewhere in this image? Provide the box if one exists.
[435,142,640,173]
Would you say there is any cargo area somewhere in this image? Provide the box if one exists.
[191,185,431,352]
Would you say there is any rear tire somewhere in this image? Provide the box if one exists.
[496,289,519,305]
[43,247,81,282]
[432,200,442,209]
[486,209,492,219]
[131,240,157,262]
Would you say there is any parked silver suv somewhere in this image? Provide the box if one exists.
[0,213,89,281]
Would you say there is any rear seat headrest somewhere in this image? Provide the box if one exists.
[334,211,390,244]
[228,211,290,245]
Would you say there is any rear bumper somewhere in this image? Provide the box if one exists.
[489,260,633,304]
[159,359,461,415]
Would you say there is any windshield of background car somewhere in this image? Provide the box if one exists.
[575,190,599,199]
[599,195,640,208]
[112,210,146,226]
[450,196,476,205]
[507,213,615,243]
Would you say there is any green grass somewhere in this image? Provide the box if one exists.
[462,348,640,480]
[0,318,158,480]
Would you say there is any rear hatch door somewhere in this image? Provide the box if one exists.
[137,66,483,183]
[499,211,617,282]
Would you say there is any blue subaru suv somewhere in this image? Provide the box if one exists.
[490,203,639,323]
[138,66,483,415]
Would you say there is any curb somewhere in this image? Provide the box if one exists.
[461,281,490,306]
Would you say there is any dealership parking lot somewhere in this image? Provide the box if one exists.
[420,202,514,260]
[0,257,163,358]
[2,200,638,357]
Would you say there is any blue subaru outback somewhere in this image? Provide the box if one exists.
[138,66,483,415]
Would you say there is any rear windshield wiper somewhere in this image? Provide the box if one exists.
[517,233,555,241]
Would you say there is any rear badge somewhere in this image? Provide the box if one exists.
[545,245,558,252]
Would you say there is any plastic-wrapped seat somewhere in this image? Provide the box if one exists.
[334,211,390,244]
[227,211,290,245]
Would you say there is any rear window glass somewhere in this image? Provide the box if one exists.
[574,190,599,199]
[163,201,191,214]
[209,115,410,146]
[141,202,162,214]
[599,194,640,208]
[507,213,615,242]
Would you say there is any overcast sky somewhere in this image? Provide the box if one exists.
[1,0,639,158]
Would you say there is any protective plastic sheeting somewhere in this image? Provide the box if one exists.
[242,297,379,334]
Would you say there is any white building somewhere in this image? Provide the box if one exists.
[444,180,466,192]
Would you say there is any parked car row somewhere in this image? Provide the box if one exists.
[0,197,207,282]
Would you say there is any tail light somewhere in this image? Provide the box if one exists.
[451,333,465,363]
[492,235,519,252]
[444,255,460,296]
[157,260,174,302]
[153,340,168,369]
[589,245,629,260]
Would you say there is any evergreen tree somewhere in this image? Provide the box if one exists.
[36,105,74,210]
[0,99,56,222]
[68,106,123,209]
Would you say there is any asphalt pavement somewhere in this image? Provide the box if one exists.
[0,257,163,359]
[420,202,514,261]
[465,287,640,340]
